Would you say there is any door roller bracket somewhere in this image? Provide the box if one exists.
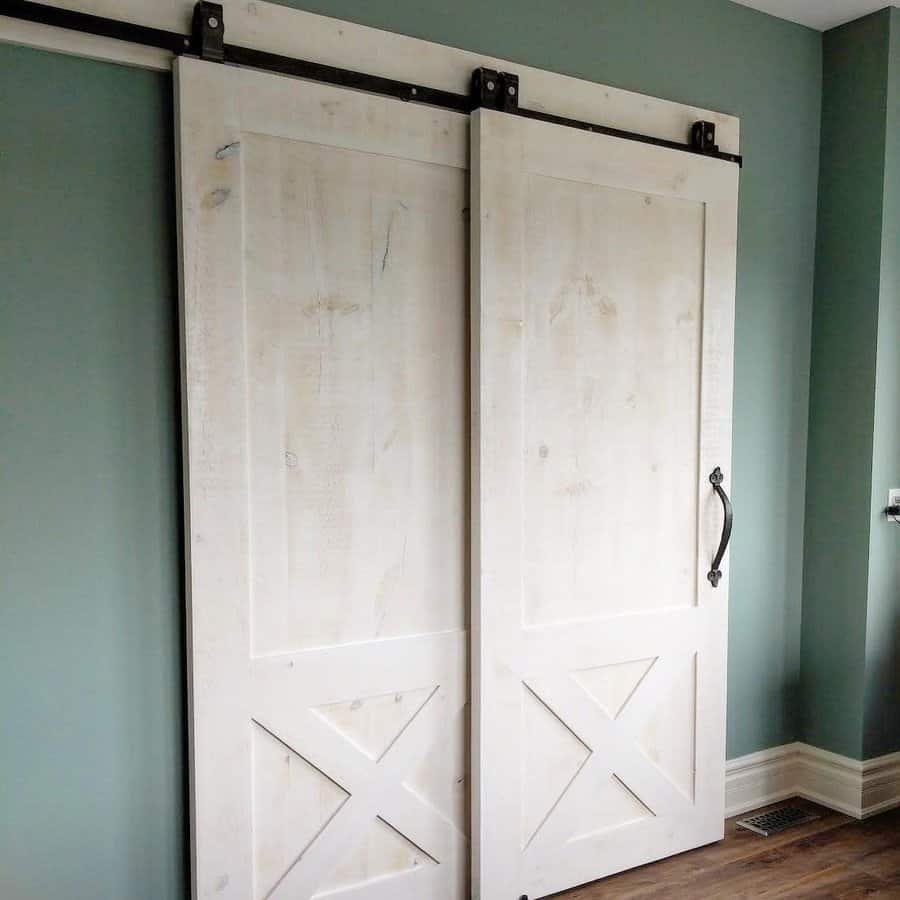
[192,1,224,61]
[691,121,719,156]
[471,67,520,113]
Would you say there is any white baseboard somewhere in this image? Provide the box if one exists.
[724,743,802,817]
[725,742,900,820]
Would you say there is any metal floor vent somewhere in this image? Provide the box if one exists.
[736,805,820,837]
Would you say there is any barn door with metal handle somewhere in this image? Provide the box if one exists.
[707,467,732,587]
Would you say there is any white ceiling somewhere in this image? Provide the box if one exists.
[731,0,890,30]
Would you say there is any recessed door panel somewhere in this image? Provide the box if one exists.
[522,173,705,624]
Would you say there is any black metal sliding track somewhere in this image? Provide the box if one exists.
[0,0,190,53]
[223,43,471,114]
[518,107,743,165]
[0,0,742,166]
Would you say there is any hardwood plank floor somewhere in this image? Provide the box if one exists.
[554,800,900,898]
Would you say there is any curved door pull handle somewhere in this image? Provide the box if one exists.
[707,467,732,588]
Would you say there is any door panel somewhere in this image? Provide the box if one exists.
[243,133,466,656]
[521,173,704,622]
[177,57,468,900]
[471,108,738,899]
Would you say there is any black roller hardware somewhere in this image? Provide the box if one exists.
[0,0,743,167]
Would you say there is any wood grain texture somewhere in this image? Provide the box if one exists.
[471,108,739,900]
[555,801,900,899]
[177,57,469,900]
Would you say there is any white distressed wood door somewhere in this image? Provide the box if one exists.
[177,57,469,900]
[471,108,738,899]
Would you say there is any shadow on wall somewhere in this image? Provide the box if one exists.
[864,570,900,759]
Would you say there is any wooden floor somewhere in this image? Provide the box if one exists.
[555,799,900,898]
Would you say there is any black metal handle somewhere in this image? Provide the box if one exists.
[707,467,732,588]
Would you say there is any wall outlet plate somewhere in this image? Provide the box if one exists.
[889,489,900,509]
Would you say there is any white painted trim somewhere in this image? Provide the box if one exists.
[0,13,171,69]
[0,0,739,155]
[797,744,866,817]
[724,743,804,817]
[862,750,900,818]
[726,743,900,820]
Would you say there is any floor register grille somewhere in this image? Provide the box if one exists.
[736,805,821,837]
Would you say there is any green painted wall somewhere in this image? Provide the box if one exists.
[0,1,821,895]
[864,8,900,760]
[801,10,890,760]
[0,45,185,899]
[801,8,900,761]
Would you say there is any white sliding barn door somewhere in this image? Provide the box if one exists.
[177,57,469,900]
[471,109,738,899]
